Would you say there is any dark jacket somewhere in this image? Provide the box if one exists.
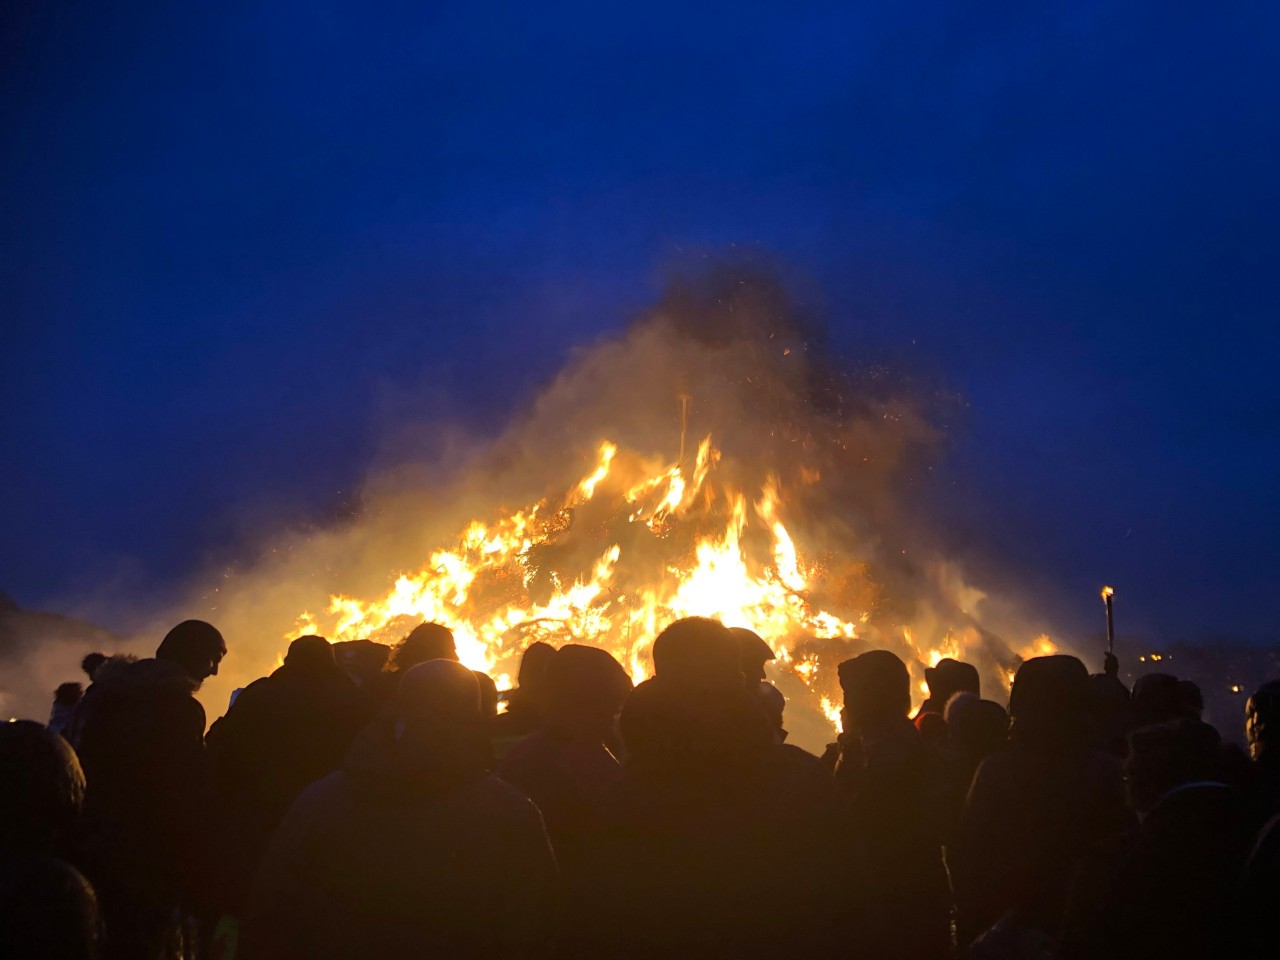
[70,657,210,894]
[833,716,956,960]
[1063,782,1255,960]
[239,719,559,960]
[562,677,852,959]
[206,659,372,910]
[0,855,100,960]
[952,745,1131,949]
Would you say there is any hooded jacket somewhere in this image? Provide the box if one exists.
[239,717,558,960]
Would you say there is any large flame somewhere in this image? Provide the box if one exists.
[289,433,1054,741]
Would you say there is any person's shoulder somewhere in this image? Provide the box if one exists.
[467,773,550,823]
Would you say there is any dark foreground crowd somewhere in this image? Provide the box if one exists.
[7,618,1280,960]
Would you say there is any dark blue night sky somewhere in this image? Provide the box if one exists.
[4,3,1278,644]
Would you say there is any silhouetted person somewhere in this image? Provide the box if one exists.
[917,657,979,720]
[493,641,557,755]
[81,652,108,682]
[1246,680,1280,812]
[1089,652,1132,756]
[1132,672,1183,728]
[206,635,373,913]
[1176,679,1205,720]
[49,681,84,736]
[1241,806,1280,959]
[565,618,848,958]
[833,650,952,960]
[240,660,558,960]
[944,692,1008,784]
[1,720,100,959]
[70,619,226,960]
[1063,719,1255,960]
[332,639,390,689]
[952,655,1131,955]
[730,626,775,688]
[500,645,632,863]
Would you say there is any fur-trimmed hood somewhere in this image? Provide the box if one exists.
[90,654,200,697]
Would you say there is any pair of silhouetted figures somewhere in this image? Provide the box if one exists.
[7,616,1280,959]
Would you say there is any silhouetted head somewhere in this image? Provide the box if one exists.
[1176,679,1204,720]
[156,620,226,684]
[334,639,391,685]
[543,644,633,741]
[284,634,336,672]
[392,622,458,671]
[1246,680,1280,765]
[53,682,83,707]
[394,659,481,734]
[730,627,775,687]
[651,617,742,689]
[924,658,980,705]
[517,641,557,689]
[80,652,107,680]
[945,692,1008,766]
[0,720,86,855]
[839,650,911,730]
[1131,672,1182,727]
[1008,655,1091,750]
[1125,718,1224,816]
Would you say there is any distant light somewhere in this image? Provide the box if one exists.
[1139,656,1146,662]
[1232,685,1243,694]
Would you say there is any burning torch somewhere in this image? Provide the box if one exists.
[1101,585,1115,656]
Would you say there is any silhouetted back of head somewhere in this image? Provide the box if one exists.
[1246,680,1280,765]
[395,659,481,733]
[544,644,633,740]
[1176,679,1204,720]
[730,627,775,686]
[925,658,980,704]
[1008,655,1091,750]
[1125,718,1224,815]
[284,634,336,672]
[81,652,107,680]
[0,720,85,855]
[517,641,557,690]
[945,693,1008,762]
[839,650,910,729]
[1131,672,1183,727]
[53,682,84,706]
[156,619,227,683]
[651,617,742,688]
[392,622,458,671]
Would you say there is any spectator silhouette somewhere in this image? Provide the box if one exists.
[240,659,558,960]
[332,639,390,690]
[1246,680,1280,811]
[49,681,84,737]
[1132,672,1184,728]
[493,640,557,758]
[952,654,1131,954]
[729,626,775,688]
[205,635,373,913]
[1,720,100,959]
[499,644,632,864]
[1063,719,1255,960]
[81,652,108,682]
[944,692,1008,784]
[70,619,225,960]
[565,617,848,958]
[833,650,953,960]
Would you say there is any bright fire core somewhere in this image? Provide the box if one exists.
[291,437,1050,736]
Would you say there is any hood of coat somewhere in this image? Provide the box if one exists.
[90,655,200,698]
[342,714,491,802]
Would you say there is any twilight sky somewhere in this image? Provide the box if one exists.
[3,2,1278,645]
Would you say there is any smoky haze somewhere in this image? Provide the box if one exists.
[4,265,1068,751]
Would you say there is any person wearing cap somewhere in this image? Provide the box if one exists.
[240,660,558,960]
[730,626,776,689]
[205,635,373,915]
[69,619,227,960]
[951,655,1132,954]
[831,650,953,960]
